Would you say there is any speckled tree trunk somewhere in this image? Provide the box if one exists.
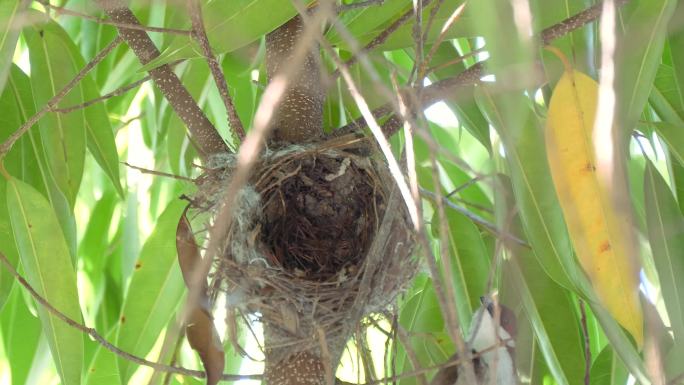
[266,15,324,144]
[263,14,328,385]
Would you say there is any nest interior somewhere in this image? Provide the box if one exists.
[196,137,417,362]
[257,149,380,280]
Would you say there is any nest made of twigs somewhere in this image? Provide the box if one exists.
[193,135,417,362]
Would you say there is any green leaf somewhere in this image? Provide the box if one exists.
[0,66,29,309]
[0,286,42,385]
[651,63,684,125]
[397,275,451,385]
[24,15,87,208]
[441,209,490,331]
[222,50,257,131]
[427,44,491,153]
[590,345,629,385]
[0,178,18,310]
[616,0,677,134]
[117,198,187,383]
[59,25,123,196]
[79,190,118,296]
[497,177,584,385]
[84,328,120,385]
[667,2,684,124]
[325,0,410,47]
[644,163,684,353]
[2,65,45,197]
[508,259,576,385]
[0,0,27,93]
[143,0,313,70]
[334,1,473,52]
[476,87,576,290]
[532,0,598,79]
[469,0,533,85]
[368,0,470,51]
[1,64,79,263]
[79,77,124,197]
[6,176,83,385]
[651,122,684,165]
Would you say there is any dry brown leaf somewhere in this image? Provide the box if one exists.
[176,205,225,385]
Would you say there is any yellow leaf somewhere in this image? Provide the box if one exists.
[545,47,643,347]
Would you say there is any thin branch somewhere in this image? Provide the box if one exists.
[446,175,489,198]
[53,75,151,114]
[541,0,630,45]
[95,0,228,159]
[421,0,631,107]
[394,323,428,385]
[418,2,466,80]
[0,36,122,160]
[337,0,384,12]
[407,89,477,383]
[0,252,260,382]
[409,0,425,87]
[421,0,447,54]
[117,113,145,129]
[341,0,632,137]
[187,0,245,141]
[122,162,195,182]
[408,0,444,86]
[54,59,186,114]
[37,0,191,35]
[580,300,591,385]
[424,48,484,77]
[333,0,434,77]
[420,188,529,247]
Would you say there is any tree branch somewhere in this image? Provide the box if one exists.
[187,0,245,141]
[580,300,592,385]
[338,0,632,137]
[95,0,228,159]
[0,252,260,382]
[53,75,151,114]
[332,0,434,77]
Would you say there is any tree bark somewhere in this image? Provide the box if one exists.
[262,12,328,385]
[95,0,228,158]
[264,347,326,385]
[265,15,324,143]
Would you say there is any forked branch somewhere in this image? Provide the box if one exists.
[95,0,228,158]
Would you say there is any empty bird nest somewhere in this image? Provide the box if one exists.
[189,134,417,361]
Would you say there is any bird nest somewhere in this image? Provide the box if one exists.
[192,135,417,362]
